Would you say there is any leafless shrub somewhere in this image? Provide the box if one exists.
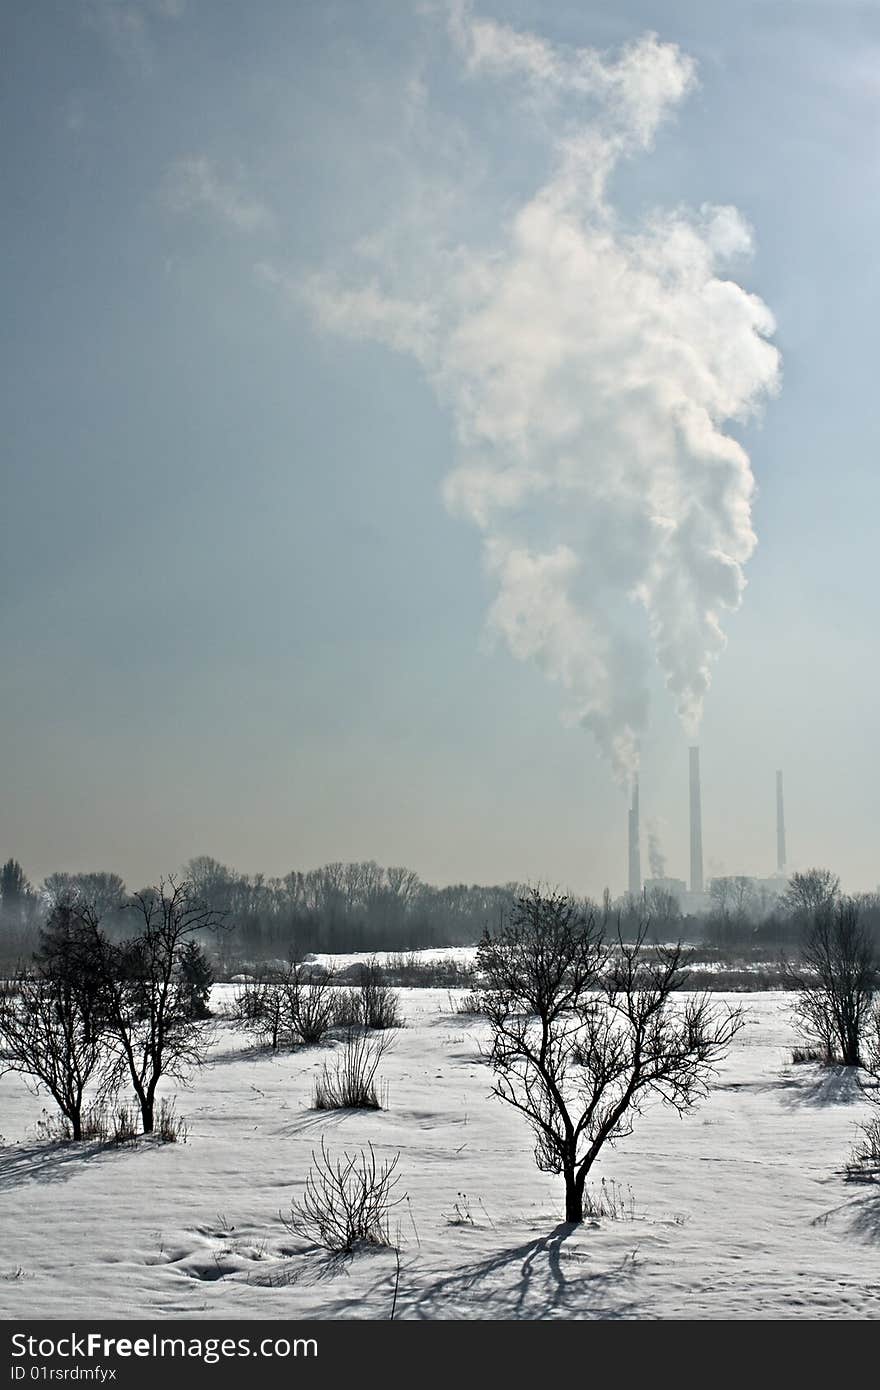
[154,1097,187,1143]
[582,1177,635,1220]
[32,1110,63,1143]
[783,897,877,1066]
[443,1192,475,1226]
[447,989,485,1016]
[107,1104,139,1146]
[33,1106,105,1144]
[229,977,268,1023]
[442,1191,495,1227]
[357,960,402,1030]
[281,1139,404,1253]
[31,1099,144,1148]
[380,954,476,989]
[283,962,336,1045]
[230,974,287,1050]
[791,1046,825,1065]
[231,962,337,1049]
[81,1103,111,1141]
[331,988,364,1029]
[312,1031,392,1110]
[679,966,791,992]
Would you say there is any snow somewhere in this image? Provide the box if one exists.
[302,948,478,971]
[1,989,878,1319]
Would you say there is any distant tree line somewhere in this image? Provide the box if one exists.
[183,857,524,959]
[0,856,521,965]
[616,868,880,951]
[699,868,880,950]
[2,855,878,969]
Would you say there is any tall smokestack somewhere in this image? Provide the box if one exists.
[776,769,786,875]
[627,773,641,898]
[689,747,703,894]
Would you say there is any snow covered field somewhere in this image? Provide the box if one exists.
[1,989,878,1320]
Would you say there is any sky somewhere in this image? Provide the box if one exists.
[2,0,879,896]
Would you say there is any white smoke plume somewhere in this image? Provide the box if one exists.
[647,819,666,879]
[290,5,781,775]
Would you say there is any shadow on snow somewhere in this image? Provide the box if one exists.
[400,1222,642,1320]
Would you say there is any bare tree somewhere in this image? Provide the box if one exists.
[0,907,112,1140]
[41,872,127,921]
[0,975,110,1139]
[477,888,744,1223]
[781,868,840,918]
[731,876,756,921]
[708,876,734,917]
[644,886,681,931]
[182,856,234,908]
[88,877,222,1132]
[784,896,877,1066]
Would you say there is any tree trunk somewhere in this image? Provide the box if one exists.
[71,1111,82,1142]
[564,1166,585,1223]
[140,1097,154,1133]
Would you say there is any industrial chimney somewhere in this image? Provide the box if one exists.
[776,770,786,875]
[627,773,641,898]
[689,747,704,894]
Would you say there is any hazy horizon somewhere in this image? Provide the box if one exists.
[3,2,879,897]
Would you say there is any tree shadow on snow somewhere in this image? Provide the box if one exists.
[250,1242,395,1294]
[841,1186,880,1242]
[280,1109,362,1137]
[0,1138,130,1191]
[812,1185,880,1243]
[403,1222,641,1319]
[775,1066,866,1108]
[206,1042,275,1067]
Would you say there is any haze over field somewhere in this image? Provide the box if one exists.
[3,1,879,894]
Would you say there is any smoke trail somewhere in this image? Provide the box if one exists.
[647,819,666,879]
[289,5,781,775]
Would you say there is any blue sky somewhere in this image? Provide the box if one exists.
[2,1,879,894]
